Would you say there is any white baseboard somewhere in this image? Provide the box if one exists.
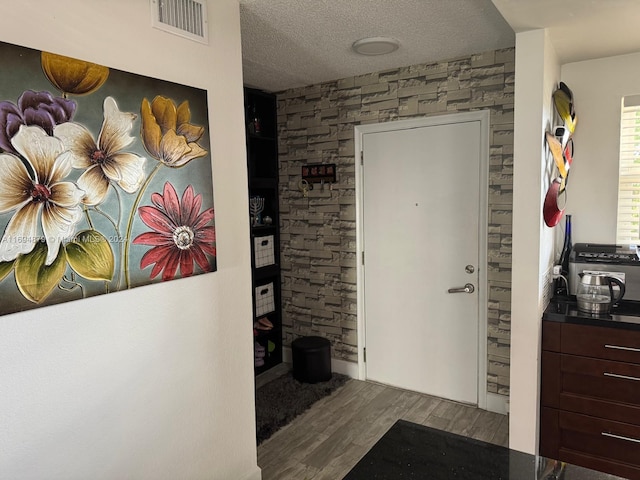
[486,392,509,415]
[282,347,358,378]
[239,466,262,480]
[331,356,359,377]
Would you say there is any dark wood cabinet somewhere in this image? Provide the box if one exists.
[540,320,640,479]
[244,87,282,375]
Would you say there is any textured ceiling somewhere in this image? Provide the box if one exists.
[239,0,515,92]
[239,0,640,93]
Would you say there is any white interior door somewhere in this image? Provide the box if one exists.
[361,115,484,405]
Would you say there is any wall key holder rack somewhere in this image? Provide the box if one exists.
[301,163,336,190]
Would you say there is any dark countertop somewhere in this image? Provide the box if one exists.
[343,420,624,479]
[543,297,640,331]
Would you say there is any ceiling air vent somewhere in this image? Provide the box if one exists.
[151,0,208,44]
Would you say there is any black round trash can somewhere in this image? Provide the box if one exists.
[291,336,332,383]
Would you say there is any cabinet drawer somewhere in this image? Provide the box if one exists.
[562,355,640,408]
[541,407,640,479]
[559,411,640,469]
[541,351,640,423]
[562,323,640,364]
[559,449,640,480]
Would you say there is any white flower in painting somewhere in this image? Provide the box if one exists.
[54,96,146,206]
[0,125,84,265]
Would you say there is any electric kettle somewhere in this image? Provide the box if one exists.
[576,273,626,314]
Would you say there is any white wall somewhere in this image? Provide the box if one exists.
[510,28,559,455]
[0,1,260,480]
[562,52,640,244]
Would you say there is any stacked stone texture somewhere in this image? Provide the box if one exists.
[277,48,514,398]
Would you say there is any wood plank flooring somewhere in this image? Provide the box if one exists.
[256,364,509,480]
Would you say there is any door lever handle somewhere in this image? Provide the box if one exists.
[448,283,475,294]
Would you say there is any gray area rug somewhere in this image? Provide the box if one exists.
[255,372,349,445]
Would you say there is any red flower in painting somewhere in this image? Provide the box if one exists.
[133,182,215,281]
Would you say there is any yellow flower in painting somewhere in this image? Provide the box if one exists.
[141,96,207,167]
[41,51,109,96]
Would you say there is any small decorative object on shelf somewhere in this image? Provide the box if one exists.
[247,103,262,135]
[249,195,265,227]
[251,104,261,134]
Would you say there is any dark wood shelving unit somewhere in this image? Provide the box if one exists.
[244,87,282,375]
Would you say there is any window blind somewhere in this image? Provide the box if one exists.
[617,96,640,244]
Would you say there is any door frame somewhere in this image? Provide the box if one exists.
[354,111,490,410]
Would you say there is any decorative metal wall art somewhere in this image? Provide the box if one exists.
[543,82,577,227]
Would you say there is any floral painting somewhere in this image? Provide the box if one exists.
[0,40,215,316]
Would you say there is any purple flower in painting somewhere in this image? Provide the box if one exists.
[0,90,76,154]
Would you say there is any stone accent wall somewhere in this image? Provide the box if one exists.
[277,48,514,397]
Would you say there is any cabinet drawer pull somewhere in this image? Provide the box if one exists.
[605,344,640,352]
[602,432,640,444]
[604,372,640,381]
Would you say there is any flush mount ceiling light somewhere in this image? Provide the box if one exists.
[352,37,400,56]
